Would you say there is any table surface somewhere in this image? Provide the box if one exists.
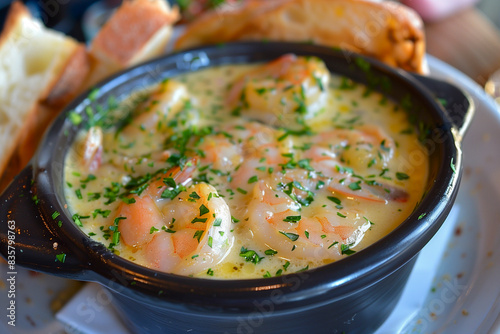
[426,7,500,86]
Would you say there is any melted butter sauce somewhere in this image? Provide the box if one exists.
[64,57,429,279]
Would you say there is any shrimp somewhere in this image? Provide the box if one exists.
[77,126,103,172]
[117,158,197,246]
[114,159,234,276]
[247,180,371,262]
[223,121,293,190]
[127,79,191,133]
[197,133,243,173]
[299,124,408,203]
[305,125,395,173]
[146,183,233,275]
[227,54,330,127]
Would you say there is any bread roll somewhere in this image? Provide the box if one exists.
[175,0,426,73]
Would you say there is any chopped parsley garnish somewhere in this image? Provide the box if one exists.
[327,196,341,205]
[236,187,248,195]
[282,181,314,206]
[213,217,222,226]
[55,253,66,263]
[191,217,208,224]
[328,241,339,249]
[199,204,210,216]
[68,112,82,126]
[121,197,136,204]
[279,231,299,241]
[239,247,264,264]
[52,211,60,220]
[163,177,176,188]
[283,215,301,223]
[363,216,374,225]
[162,226,176,233]
[32,195,40,205]
[92,209,111,218]
[297,159,314,171]
[75,189,83,200]
[161,184,187,200]
[87,192,101,201]
[264,249,278,256]
[108,216,126,248]
[396,172,410,180]
[295,265,309,273]
[292,92,307,114]
[348,181,362,191]
[314,75,325,91]
[248,175,259,184]
[80,174,97,183]
[339,77,357,90]
[72,213,89,227]
[255,87,268,95]
[193,230,204,243]
[277,126,313,142]
[341,243,356,255]
[283,261,291,271]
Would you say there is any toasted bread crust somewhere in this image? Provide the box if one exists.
[0,1,30,47]
[175,0,425,73]
[174,0,288,50]
[44,44,91,107]
[90,0,179,68]
[0,2,87,189]
[0,0,181,191]
[0,2,38,182]
[0,104,37,189]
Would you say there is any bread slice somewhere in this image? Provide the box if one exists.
[174,0,289,51]
[0,2,89,182]
[0,0,180,192]
[86,0,180,86]
[175,0,425,73]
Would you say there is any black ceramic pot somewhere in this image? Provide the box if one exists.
[0,42,473,334]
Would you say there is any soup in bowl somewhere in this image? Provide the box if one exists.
[0,42,472,333]
[64,54,429,278]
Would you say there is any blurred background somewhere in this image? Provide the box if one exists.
[0,0,499,43]
[0,0,122,42]
[1,0,500,86]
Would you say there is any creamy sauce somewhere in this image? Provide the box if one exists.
[64,55,428,279]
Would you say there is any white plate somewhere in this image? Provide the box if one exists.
[2,55,499,334]
[376,55,500,334]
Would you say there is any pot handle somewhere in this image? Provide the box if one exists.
[411,74,474,140]
[0,165,88,279]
